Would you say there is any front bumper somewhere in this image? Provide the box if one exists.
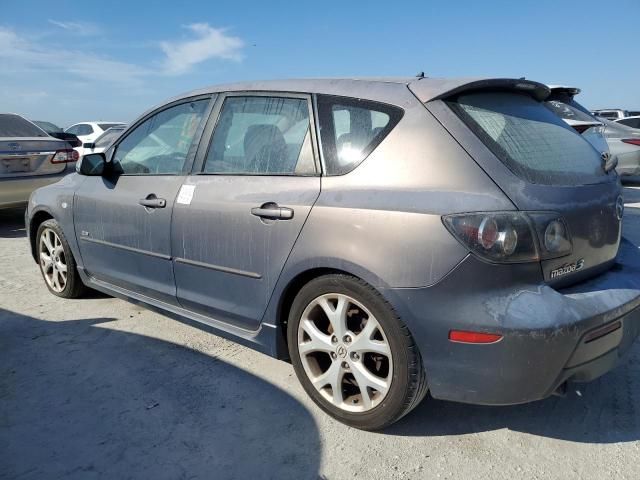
[383,238,640,405]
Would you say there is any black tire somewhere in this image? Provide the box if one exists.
[287,274,428,431]
[36,219,86,299]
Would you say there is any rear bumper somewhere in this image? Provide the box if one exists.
[383,238,640,405]
[0,170,69,209]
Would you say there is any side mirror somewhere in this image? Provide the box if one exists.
[76,153,106,176]
[83,142,95,149]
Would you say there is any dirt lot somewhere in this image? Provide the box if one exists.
[1,186,640,480]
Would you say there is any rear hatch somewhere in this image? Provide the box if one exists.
[0,114,69,178]
[417,80,622,286]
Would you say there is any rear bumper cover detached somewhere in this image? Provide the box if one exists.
[383,238,640,406]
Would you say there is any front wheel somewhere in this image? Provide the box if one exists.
[287,274,428,430]
[36,219,86,298]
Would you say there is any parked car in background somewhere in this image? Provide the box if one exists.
[1,113,78,209]
[591,109,629,121]
[65,121,126,145]
[599,117,640,177]
[31,120,82,147]
[27,77,640,430]
[615,116,640,129]
[545,86,609,156]
[79,126,126,158]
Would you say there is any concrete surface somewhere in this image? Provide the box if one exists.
[1,186,639,480]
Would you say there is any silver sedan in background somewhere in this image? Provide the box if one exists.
[0,114,78,209]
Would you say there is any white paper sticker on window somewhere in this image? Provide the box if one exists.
[176,185,196,205]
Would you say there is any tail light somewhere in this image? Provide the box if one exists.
[622,139,640,147]
[51,149,79,164]
[443,212,572,264]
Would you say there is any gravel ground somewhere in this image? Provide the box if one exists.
[1,186,639,480]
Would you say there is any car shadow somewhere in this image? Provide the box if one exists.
[0,207,26,238]
[0,309,321,479]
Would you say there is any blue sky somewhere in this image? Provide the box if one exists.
[2,0,638,126]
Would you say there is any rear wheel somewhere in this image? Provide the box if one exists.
[287,274,428,430]
[37,219,86,298]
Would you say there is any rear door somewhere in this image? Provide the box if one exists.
[171,92,321,330]
[427,90,622,285]
[74,96,212,303]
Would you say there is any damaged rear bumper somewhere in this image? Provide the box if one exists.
[382,238,640,405]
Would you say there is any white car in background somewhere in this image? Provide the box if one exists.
[80,126,126,157]
[65,121,126,145]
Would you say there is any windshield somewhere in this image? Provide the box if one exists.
[448,92,611,186]
[94,128,125,148]
[98,123,124,131]
[0,114,49,138]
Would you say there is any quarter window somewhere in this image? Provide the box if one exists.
[317,95,403,175]
[112,99,209,175]
[204,96,315,175]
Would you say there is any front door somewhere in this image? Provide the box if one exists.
[74,97,211,304]
[171,93,321,330]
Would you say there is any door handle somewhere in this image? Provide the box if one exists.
[139,195,166,209]
[251,203,294,220]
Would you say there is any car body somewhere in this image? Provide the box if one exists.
[1,113,78,209]
[599,117,640,177]
[591,109,629,121]
[79,126,126,157]
[27,77,640,428]
[615,116,640,129]
[65,121,126,145]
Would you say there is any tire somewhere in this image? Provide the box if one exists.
[287,274,428,430]
[36,219,86,299]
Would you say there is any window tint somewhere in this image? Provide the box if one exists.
[448,92,610,186]
[113,99,209,175]
[317,95,403,175]
[545,100,597,123]
[204,96,315,175]
[0,114,49,137]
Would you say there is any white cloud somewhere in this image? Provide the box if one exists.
[48,19,102,36]
[160,23,244,75]
[0,26,148,86]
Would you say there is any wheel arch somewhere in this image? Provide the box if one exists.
[274,266,379,360]
[29,209,55,262]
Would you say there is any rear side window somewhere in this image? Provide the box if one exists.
[0,114,48,138]
[448,92,610,186]
[317,95,403,175]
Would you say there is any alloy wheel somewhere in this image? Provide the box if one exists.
[297,293,393,412]
[39,228,67,293]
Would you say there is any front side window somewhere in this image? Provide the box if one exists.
[204,96,315,175]
[113,99,209,175]
[448,92,611,185]
[317,95,403,175]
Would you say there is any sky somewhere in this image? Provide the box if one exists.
[2,0,638,127]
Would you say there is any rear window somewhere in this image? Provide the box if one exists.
[317,95,403,175]
[545,99,597,123]
[94,128,124,148]
[448,92,610,186]
[0,114,48,138]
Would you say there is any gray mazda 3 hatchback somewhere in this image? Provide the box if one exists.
[27,77,640,430]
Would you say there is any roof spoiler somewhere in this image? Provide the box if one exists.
[409,78,551,103]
